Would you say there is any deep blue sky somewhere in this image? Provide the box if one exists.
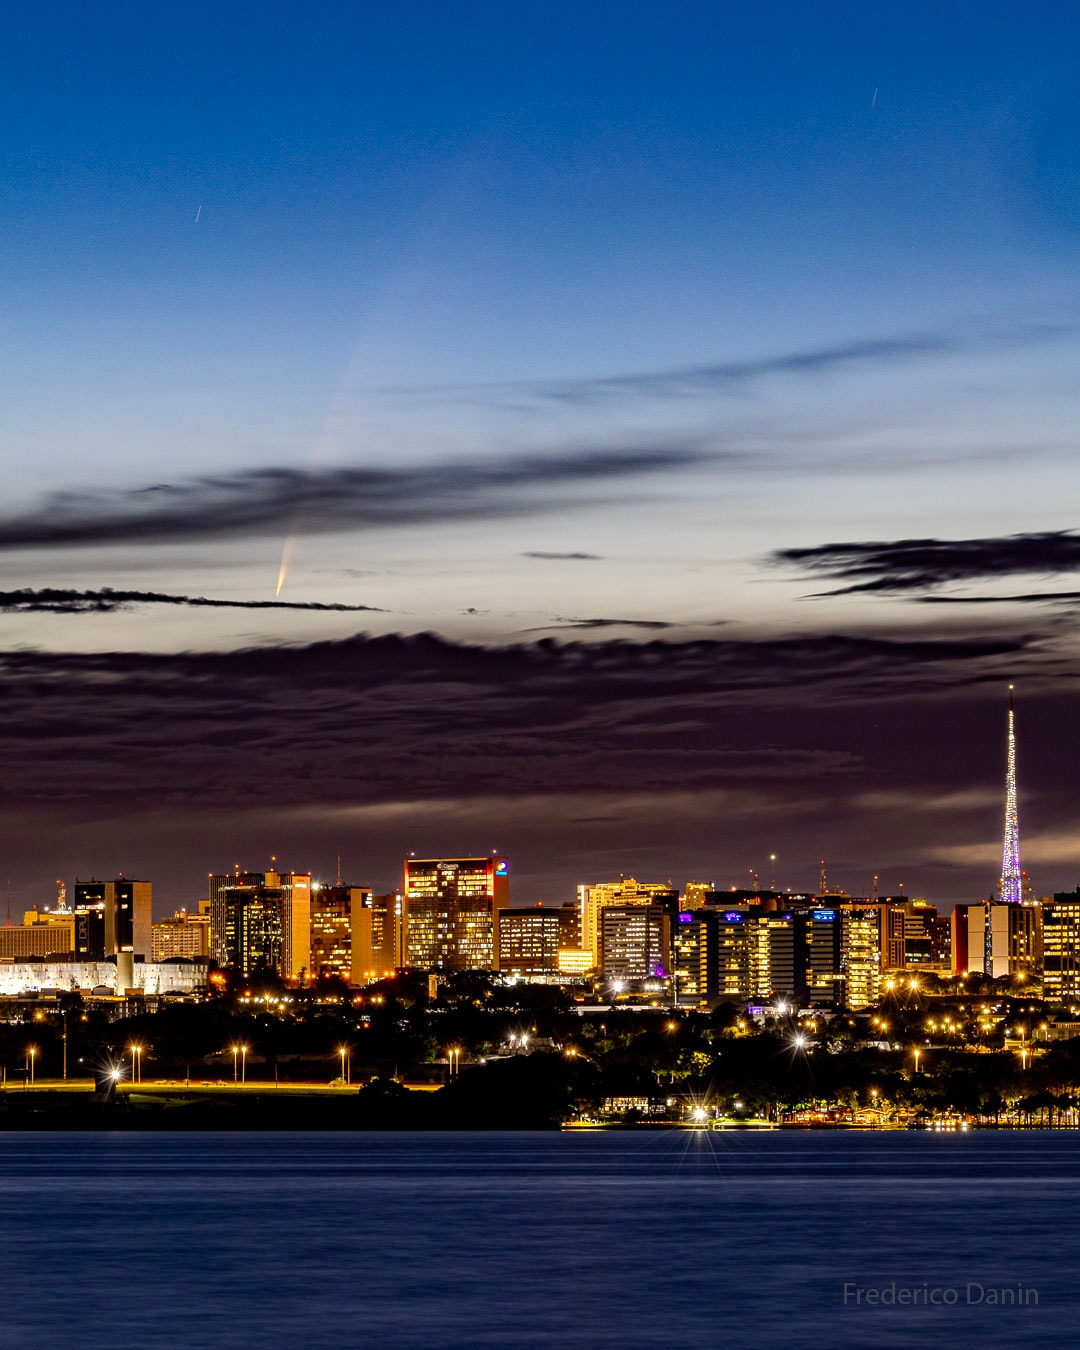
[1,3,1078,907]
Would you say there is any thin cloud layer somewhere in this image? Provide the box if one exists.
[777,530,1080,595]
[0,587,384,614]
[0,447,708,552]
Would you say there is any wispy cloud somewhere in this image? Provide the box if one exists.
[520,616,675,631]
[0,446,708,553]
[775,530,1080,596]
[522,551,602,561]
[0,588,385,614]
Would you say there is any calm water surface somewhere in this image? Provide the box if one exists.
[0,1129,1074,1349]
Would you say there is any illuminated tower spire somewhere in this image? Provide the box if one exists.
[999,686,1022,904]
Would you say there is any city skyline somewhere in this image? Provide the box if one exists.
[2,6,1078,908]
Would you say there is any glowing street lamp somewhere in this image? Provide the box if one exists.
[128,1043,143,1084]
[448,1046,461,1079]
[913,1048,922,1073]
[231,1043,240,1083]
[339,1045,351,1086]
[26,1046,36,1087]
[240,1044,248,1084]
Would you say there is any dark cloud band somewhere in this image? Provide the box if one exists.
[0,587,384,614]
[776,530,1080,595]
[0,447,706,553]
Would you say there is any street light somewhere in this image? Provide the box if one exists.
[339,1045,351,1086]
[240,1044,248,1084]
[913,1048,922,1073]
[26,1046,36,1087]
[448,1046,461,1079]
[231,1043,239,1083]
[128,1043,143,1084]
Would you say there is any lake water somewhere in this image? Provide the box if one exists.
[0,1129,1072,1349]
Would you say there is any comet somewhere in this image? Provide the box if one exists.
[275,537,294,596]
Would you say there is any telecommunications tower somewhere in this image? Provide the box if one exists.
[998,686,1022,904]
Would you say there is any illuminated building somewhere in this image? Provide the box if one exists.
[840,908,882,1010]
[1043,890,1080,1002]
[673,909,721,1005]
[209,868,311,980]
[903,900,950,969]
[497,906,568,976]
[951,903,973,976]
[308,884,372,980]
[681,881,714,911]
[353,891,404,983]
[557,947,594,976]
[404,857,508,971]
[0,960,206,996]
[757,913,804,1000]
[599,903,670,986]
[74,878,153,961]
[804,909,843,1007]
[0,921,73,959]
[578,878,678,966]
[151,907,210,962]
[967,900,1039,980]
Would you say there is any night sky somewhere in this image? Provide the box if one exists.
[2,3,1078,912]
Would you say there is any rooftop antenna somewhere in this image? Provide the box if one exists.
[873,874,879,903]
[336,849,342,887]
[819,859,827,896]
[769,854,777,891]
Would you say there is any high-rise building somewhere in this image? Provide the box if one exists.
[353,891,404,983]
[308,884,372,980]
[999,687,1022,905]
[805,908,843,1007]
[967,900,1039,980]
[840,908,882,1010]
[578,878,678,966]
[681,881,715,911]
[73,878,152,959]
[1043,890,1080,1003]
[497,906,574,976]
[404,857,508,971]
[599,903,670,986]
[209,868,311,980]
[151,907,210,961]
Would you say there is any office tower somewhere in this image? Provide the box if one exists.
[73,878,152,959]
[1043,890,1080,1003]
[309,884,372,980]
[497,906,565,976]
[999,687,1022,905]
[599,903,670,986]
[758,913,805,1000]
[151,907,210,961]
[403,857,508,971]
[578,878,678,966]
[804,908,843,1007]
[840,909,882,1010]
[209,868,311,980]
[951,903,972,976]
[968,900,1039,980]
[353,891,404,983]
[673,909,719,1004]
